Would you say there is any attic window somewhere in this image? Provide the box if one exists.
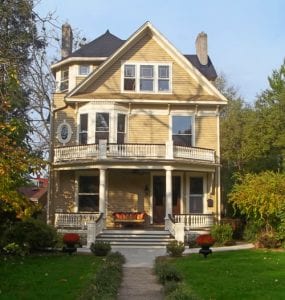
[79,65,90,76]
[124,64,136,90]
[60,68,69,91]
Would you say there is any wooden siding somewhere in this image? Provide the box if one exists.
[82,33,212,99]
[128,114,168,144]
[195,116,217,150]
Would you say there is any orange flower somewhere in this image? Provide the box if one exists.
[196,234,215,246]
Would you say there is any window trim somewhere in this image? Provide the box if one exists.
[60,67,69,91]
[121,61,172,94]
[78,64,91,76]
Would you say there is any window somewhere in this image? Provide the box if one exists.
[172,116,192,146]
[158,66,169,91]
[189,177,203,213]
[117,114,126,144]
[79,114,88,144]
[140,65,154,91]
[79,65,90,76]
[78,176,99,212]
[122,63,171,93]
[95,113,109,143]
[60,68,69,91]
[124,64,136,91]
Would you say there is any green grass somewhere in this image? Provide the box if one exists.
[169,249,285,299]
[0,254,102,300]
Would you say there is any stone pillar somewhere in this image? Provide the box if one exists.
[87,222,96,248]
[99,168,106,214]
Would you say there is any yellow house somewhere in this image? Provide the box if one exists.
[48,22,227,242]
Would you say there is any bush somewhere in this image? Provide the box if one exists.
[3,242,28,256]
[257,233,280,249]
[3,218,57,253]
[166,284,199,300]
[243,220,263,242]
[90,241,111,256]
[166,240,185,257]
[210,223,234,246]
[155,261,183,284]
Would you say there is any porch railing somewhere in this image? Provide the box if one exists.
[54,142,215,163]
[174,213,215,230]
[54,212,100,229]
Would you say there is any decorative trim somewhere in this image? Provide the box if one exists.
[56,120,73,145]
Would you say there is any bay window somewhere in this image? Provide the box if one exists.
[95,113,109,143]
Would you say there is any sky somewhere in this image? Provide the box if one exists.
[36,0,285,103]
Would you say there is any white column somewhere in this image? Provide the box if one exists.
[165,168,172,218]
[99,168,106,214]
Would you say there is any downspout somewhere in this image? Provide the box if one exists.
[216,105,221,222]
[47,96,69,225]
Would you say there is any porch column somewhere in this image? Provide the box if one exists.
[99,168,107,214]
[165,168,172,219]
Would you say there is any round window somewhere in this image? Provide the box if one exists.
[57,120,72,144]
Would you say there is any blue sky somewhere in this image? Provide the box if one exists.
[36,0,285,103]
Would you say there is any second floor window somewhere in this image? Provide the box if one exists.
[95,113,109,143]
[117,114,126,144]
[60,68,69,91]
[79,114,88,144]
[172,115,193,146]
[79,65,90,75]
[123,63,171,93]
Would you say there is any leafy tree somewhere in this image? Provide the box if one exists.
[228,171,285,231]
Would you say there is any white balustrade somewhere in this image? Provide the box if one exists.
[173,145,215,162]
[174,214,214,230]
[55,213,100,229]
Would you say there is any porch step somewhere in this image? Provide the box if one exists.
[96,229,174,247]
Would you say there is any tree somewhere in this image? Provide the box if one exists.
[228,171,285,231]
[0,0,44,220]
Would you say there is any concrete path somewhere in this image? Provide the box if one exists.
[117,267,164,300]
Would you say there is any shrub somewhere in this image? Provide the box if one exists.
[166,240,185,257]
[90,241,111,256]
[3,242,28,256]
[257,233,280,248]
[243,220,263,242]
[210,223,234,246]
[3,218,57,252]
[166,284,199,300]
[155,262,183,284]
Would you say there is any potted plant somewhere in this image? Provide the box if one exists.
[196,234,215,258]
[62,233,80,255]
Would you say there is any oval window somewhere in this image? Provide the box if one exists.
[57,121,72,144]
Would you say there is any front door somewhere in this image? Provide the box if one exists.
[152,175,181,224]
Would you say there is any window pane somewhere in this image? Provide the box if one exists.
[79,176,99,193]
[80,114,88,131]
[172,116,192,134]
[79,132,87,145]
[117,114,125,133]
[158,66,169,78]
[172,135,192,146]
[117,132,124,144]
[190,177,203,194]
[189,196,203,213]
[158,80,169,91]
[124,78,135,90]
[140,65,153,78]
[79,65,90,75]
[140,79,153,91]
[124,65,135,77]
[61,68,69,80]
[96,113,109,131]
[78,195,99,212]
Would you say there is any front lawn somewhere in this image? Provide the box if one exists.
[169,249,285,299]
[0,254,102,300]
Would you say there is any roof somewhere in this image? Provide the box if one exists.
[69,30,125,58]
[184,55,217,81]
[18,186,47,203]
[63,29,217,81]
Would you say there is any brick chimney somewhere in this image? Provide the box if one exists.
[195,32,208,65]
[61,23,73,59]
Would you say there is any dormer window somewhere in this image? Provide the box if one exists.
[79,65,90,76]
[122,62,171,93]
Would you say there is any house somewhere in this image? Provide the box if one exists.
[48,22,227,241]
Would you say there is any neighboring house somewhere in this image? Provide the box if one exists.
[48,22,227,236]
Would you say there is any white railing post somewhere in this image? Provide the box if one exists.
[165,140,173,159]
[175,222,185,242]
[87,222,96,248]
[98,140,107,159]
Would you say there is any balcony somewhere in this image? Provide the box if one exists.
[54,141,216,164]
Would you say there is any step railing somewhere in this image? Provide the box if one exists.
[174,213,214,230]
[54,212,100,229]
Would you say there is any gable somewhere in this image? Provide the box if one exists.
[68,22,227,103]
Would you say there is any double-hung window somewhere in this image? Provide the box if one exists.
[172,115,193,146]
[78,176,99,212]
[60,68,69,91]
[123,63,171,93]
[95,112,109,143]
[79,114,88,145]
[79,65,90,76]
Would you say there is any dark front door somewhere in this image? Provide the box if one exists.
[153,175,181,224]
[153,176,165,224]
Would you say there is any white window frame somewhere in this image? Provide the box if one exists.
[60,67,69,91]
[121,61,172,94]
[78,64,90,76]
[169,112,195,147]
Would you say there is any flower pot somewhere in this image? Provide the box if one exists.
[199,245,212,258]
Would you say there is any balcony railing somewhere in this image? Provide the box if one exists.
[55,212,100,229]
[54,141,215,163]
[174,213,215,229]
